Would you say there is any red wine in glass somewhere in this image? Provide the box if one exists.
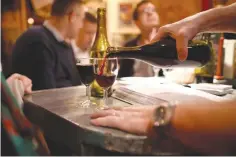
[76,63,95,85]
[95,74,116,88]
[94,58,118,109]
[76,58,98,108]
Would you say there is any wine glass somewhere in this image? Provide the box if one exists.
[153,67,160,77]
[76,58,95,107]
[93,58,118,108]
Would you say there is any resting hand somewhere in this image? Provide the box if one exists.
[7,73,32,94]
[90,105,158,135]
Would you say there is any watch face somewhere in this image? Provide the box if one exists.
[154,106,166,126]
[153,102,175,127]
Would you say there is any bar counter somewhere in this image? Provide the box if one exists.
[23,81,236,155]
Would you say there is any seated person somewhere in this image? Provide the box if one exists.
[1,72,50,155]
[118,0,160,78]
[71,11,97,62]
[12,0,85,90]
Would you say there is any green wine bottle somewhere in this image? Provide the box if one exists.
[107,37,212,68]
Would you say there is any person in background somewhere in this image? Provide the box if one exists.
[91,3,236,155]
[118,0,161,78]
[12,0,85,90]
[71,11,97,62]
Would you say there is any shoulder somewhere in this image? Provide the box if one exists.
[12,26,55,57]
[21,26,44,37]
[16,26,52,43]
[13,26,55,53]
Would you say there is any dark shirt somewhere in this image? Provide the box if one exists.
[12,26,81,90]
[118,37,139,78]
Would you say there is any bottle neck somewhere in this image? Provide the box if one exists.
[106,46,141,58]
[108,46,141,52]
[95,11,108,40]
[90,8,110,55]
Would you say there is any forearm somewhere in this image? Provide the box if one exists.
[170,100,236,155]
[195,3,236,33]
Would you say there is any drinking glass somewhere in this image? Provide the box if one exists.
[93,58,118,108]
[153,67,160,77]
[76,58,95,107]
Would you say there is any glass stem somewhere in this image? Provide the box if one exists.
[86,85,91,101]
[103,88,108,106]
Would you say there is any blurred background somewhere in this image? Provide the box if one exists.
[1,0,236,82]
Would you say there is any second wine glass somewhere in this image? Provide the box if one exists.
[76,58,95,107]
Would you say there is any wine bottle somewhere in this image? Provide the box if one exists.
[90,8,110,97]
[107,37,212,68]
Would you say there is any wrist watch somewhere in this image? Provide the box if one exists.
[145,102,176,148]
[152,101,176,131]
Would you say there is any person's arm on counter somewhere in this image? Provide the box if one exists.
[170,100,236,155]
[152,3,236,61]
[91,100,236,155]
[6,73,32,106]
[7,73,32,94]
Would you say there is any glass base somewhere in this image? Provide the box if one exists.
[97,104,108,110]
[78,98,109,110]
[79,100,96,108]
